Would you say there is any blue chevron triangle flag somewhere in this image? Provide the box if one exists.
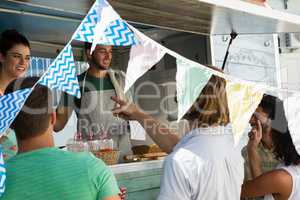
[0,88,31,134]
[73,0,108,42]
[0,148,6,196]
[103,19,139,46]
[91,0,139,48]
[38,45,81,98]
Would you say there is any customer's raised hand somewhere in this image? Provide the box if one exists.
[247,119,263,149]
[111,96,144,121]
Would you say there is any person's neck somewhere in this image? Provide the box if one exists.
[17,130,55,154]
[87,65,108,78]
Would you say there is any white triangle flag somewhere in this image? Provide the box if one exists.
[176,59,213,121]
[283,95,300,154]
[226,80,265,144]
[124,24,167,92]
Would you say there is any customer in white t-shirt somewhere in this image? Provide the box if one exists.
[241,97,300,200]
[111,74,244,200]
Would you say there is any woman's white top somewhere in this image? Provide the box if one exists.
[264,165,300,200]
[157,125,244,200]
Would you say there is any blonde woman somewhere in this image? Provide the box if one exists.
[111,74,244,200]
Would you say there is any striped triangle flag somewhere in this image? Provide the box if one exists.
[102,19,139,46]
[38,45,81,98]
[0,88,31,134]
[73,0,106,42]
[176,59,213,121]
[91,0,138,50]
[0,149,6,196]
[226,80,264,144]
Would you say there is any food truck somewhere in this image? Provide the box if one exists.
[1,0,300,199]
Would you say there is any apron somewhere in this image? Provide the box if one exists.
[77,71,132,162]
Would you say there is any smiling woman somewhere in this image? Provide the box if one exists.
[0,29,31,160]
[0,30,31,94]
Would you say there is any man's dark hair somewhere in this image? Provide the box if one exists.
[4,77,53,140]
[0,29,30,56]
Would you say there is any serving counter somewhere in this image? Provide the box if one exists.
[110,160,164,200]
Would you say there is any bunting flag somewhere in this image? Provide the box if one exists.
[102,19,139,46]
[38,45,81,98]
[226,80,264,144]
[73,0,104,43]
[0,149,5,196]
[176,59,213,121]
[91,0,120,51]
[124,24,167,92]
[0,88,31,134]
[283,95,300,154]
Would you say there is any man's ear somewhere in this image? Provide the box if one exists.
[86,49,92,60]
[50,112,56,126]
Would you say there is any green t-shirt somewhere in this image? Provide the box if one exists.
[61,71,115,110]
[2,147,120,200]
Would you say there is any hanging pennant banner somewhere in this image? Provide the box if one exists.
[73,0,104,43]
[102,19,139,46]
[176,59,213,121]
[283,95,300,154]
[38,45,81,98]
[91,0,120,50]
[0,150,5,196]
[124,24,167,92]
[0,88,31,134]
[226,80,264,144]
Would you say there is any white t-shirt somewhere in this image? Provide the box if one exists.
[264,165,300,200]
[157,125,244,200]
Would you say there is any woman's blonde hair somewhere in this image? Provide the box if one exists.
[183,74,229,127]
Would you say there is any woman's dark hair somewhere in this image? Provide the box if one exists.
[272,129,300,166]
[259,95,277,119]
[0,29,30,56]
[265,97,300,165]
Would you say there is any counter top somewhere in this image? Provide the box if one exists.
[110,159,164,174]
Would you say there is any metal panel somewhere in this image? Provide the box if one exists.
[0,9,79,45]
[1,0,300,45]
[111,0,300,35]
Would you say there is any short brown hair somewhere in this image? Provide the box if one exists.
[183,75,229,127]
[5,77,53,140]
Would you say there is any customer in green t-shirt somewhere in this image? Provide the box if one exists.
[1,77,121,200]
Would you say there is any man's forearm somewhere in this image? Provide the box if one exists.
[136,112,179,154]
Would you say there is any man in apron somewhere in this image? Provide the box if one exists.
[55,43,133,162]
